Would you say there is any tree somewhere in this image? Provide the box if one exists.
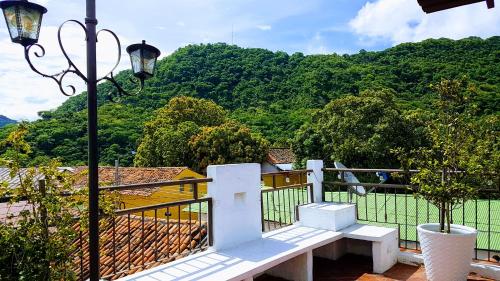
[189,121,269,172]
[398,79,498,233]
[148,96,227,129]
[0,124,82,280]
[292,89,422,168]
[134,97,226,167]
[2,38,499,166]
[0,124,118,280]
[134,121,200,167]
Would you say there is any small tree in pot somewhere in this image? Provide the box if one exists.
[397,79,498,281]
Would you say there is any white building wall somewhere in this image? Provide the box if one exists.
[207,163,262,250]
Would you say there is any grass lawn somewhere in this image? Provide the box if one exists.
[261,188,500,253]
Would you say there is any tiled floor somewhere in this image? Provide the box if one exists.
[255,254,494,281]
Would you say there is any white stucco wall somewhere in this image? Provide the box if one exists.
[207,163,262,250]
[307,160,324,203]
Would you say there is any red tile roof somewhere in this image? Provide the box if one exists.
[71,215,208,280]
[0,201,32,225]
[73,167,188,196]
[267,148,296,165]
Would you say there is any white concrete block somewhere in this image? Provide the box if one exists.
[372,232,399,273]
[471,263,500,280]
[306,160,323,203]
[298,203,356,231]
[342,224,399,274]
[342,224,397,242]
[207,163,262,250]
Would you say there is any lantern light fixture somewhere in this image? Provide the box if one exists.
[0,0,47,46]
[0,1,162,279]
[126,40,161,82]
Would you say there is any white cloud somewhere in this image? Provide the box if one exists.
[35,0,50,5]
[306,32,330,54]
[349,0,500,45]
[0,0,318,120]
[304,31,353,55]
[257,24,272,31]
[0,23,130,121]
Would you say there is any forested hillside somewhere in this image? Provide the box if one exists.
[0,115,15,128]
[3,36,498,166]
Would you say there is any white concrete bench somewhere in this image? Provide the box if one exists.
[118,224,343,281]
[299,203,398,274]
[117,223,398,281]
[338,224,398,273]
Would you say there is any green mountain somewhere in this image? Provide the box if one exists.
[3,36,499,166]
[0,115,16,128]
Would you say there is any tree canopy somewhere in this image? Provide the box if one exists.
[134,97,268,172]
[189,121,269,172]
[292,90,424,168]
[0,37,497,167]
[134,97,226,168]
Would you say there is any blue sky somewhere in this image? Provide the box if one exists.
[0,0,499,120]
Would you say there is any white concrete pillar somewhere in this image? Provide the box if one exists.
[207,163,262,250]
[307,160,324,203]
[372,232,399,273]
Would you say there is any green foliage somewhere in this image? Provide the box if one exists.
[3,37,499,166]
[134,121,201,168]
[0,125,82,280]
[189,121,270,172]
[0,125,119,280]
[134,97,226,168]
[396,79,499,233]
[150,96,227,128]
[292,89,423,168]
[134,97,269,172]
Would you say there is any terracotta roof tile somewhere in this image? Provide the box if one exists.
[0,167,74,189]
[73,167,187,196]
[71,215,208,280]
[267,148,296,165]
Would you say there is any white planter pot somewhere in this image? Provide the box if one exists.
[417,223,477,281]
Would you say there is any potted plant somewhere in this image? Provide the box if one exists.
[398,79,497,281]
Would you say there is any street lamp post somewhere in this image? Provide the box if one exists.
[0,0,161,280]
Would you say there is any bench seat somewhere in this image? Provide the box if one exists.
[340,224,399,273]
[342,224,397,242]
[118,225,343,281]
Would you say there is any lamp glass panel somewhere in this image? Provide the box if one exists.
[3,5,42,42]
[141,49,157,75]
[130,48,158,76]
[18,5,42,40]
[130,49,143,74]
[3,6,20,39]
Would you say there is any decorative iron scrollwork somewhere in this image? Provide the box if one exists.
[22,19,143,98]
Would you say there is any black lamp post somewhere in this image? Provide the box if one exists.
[0,1,160,280]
